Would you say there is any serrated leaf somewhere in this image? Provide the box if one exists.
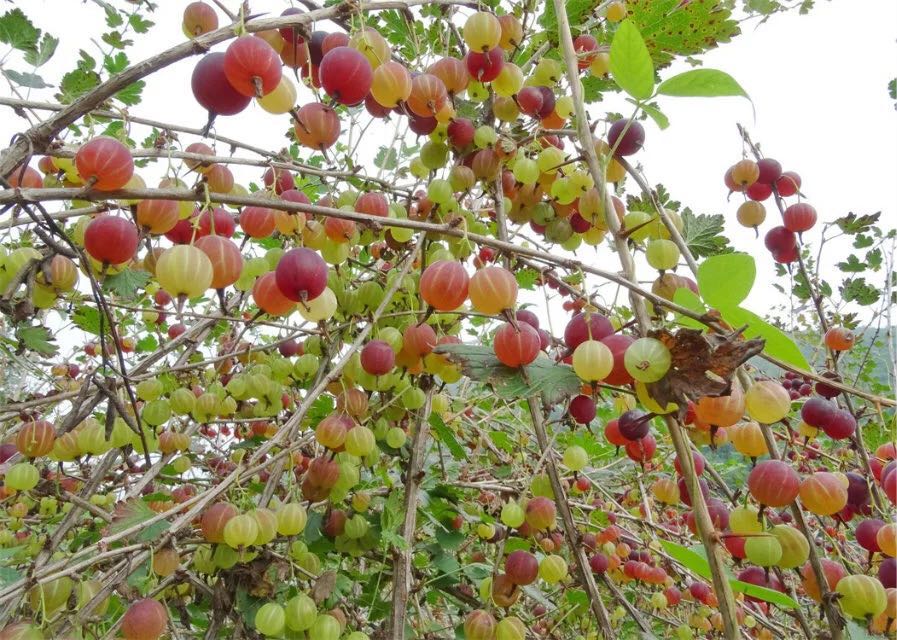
[110,498,169,543]
[103,51,129,74]
[582,75,612,103]
[609,20,655,100]
[17,325,58,357]
[136,334,157,353]
[697,253,755,309]
[429,413,466,460]
[77,49,96,72]
[833,211,880,234]
[836,254,866,273]
[681,210,731,258]
[101,31,133,50]
[58,68,101,103]
[128,14,154,34]
[308,394,335,424]
[840,277,880,306]
[23,33,58,67]
[72,305,101,335]
[514,267,539,291]
[627,0,740,68]
[115,80,144,106]
[2,69,50,89]
[0,9,40,53]
[434,344,580,404]
[658,68,749,99]
[104,6,124,28]
[373,147,398,170]
[538,0,595,43]
[103,269,150,299]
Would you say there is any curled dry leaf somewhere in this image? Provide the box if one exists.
[645,327,764,416]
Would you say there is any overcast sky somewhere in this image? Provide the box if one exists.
[1,0,895,336]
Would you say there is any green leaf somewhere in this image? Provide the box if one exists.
[609,20,655,100]
[17,325,58,357]
[658,69,749,99]
[489,430,514,453]
[103,52,129,74]
[101,31,133,50]
[23,33,58,67]
[845,620,878,640]
[840,277,880,306]
[308,395,335,424]
[660,540,798,609]
[104,6,124,28]
[659,539,713,579]
[640,102,669,130]
[2,69,50,89]
[627,0,740,69]
[729,578,799,609]
[718,305,810,370]
[681,210,731,258]
[72,306,101,334]
[582,76,612,103]
[0,9,40,53]
[836,254,866,273]
[434,344,581,404]
[77,49,96,72]
[115,80,144,106]
[0,565,21,589]
[514,267,539,291]
[103,269,150,299]
[671,287,707,329]
[833,211,880,234]
[373,147,398,170]
[538,0,594,44]
[128,14,154,34]
[110,498,170,543]
[697,253,755,309]
[136,334,157,353]
[429,413,467,460]
[58,68,101,103]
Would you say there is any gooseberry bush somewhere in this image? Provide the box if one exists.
[0,1,893,639]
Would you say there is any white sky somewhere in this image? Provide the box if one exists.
[1,0,895,338]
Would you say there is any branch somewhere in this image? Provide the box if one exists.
[526,397,620,638]
[388,387,435,639]
[0,0,477,178]
[2,184,892,407]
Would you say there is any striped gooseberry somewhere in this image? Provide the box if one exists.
[155,245,213,298]
[747,460,799,508]
[420,260,469,311]
[572,339,613,382]
[493,322,540,367]
[623,337,670,383]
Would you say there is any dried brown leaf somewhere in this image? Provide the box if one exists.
[312,569,337,604]
[646,328,764,415]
